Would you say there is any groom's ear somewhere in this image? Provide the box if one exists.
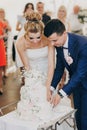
[63,31,67,35]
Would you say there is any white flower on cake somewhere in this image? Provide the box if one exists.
[24,69,46,86]
[65,55,73,65]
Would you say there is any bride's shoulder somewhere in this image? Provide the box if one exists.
[42,35,50,46]
[16,36,26,48]
[42,36,54,49]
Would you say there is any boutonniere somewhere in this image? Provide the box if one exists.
[65,54,73,65]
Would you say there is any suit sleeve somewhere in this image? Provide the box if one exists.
[51,50,65,89]
[62,45,87,95]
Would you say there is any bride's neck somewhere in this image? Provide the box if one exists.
[25,38,43,49]
[30,41,42,48]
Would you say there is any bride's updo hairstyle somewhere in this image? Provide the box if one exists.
[24,12,44,37]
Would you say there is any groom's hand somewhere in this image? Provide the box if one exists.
[51,94,61,107]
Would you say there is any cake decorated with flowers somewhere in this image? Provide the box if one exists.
[16,69,53,120]
[16,69,71,121]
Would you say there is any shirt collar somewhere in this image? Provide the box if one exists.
[63,35,68,48]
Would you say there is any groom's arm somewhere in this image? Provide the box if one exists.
[51,52,65,90]
[61,45,87,96]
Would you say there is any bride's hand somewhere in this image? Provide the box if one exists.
[24,66,30,71]
[46,88,52,102]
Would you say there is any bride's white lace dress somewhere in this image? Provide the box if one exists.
[20,46,74,130]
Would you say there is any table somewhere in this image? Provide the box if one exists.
[0,104,76,130]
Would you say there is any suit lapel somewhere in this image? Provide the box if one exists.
[68,33,79,55]
[68,33,79,70]
[58,33,79,72]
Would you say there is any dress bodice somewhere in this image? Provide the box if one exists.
[26,46,48,74]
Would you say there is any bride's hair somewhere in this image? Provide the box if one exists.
[24,12,44,37]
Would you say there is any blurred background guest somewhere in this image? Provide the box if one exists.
[0,8,11,94]
[57,5,71,32]
[1,8,11,79]
[36,1,51,25]
[16,2,34,32]
[68,5,83,35]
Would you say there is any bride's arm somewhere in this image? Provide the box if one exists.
[46,43,55,89]
[16,37,30,71]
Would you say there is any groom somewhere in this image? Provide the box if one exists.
[44,19,87,130]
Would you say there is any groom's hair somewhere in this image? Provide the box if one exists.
[44,19,66,37]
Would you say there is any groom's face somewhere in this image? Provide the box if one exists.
[48,32,67,47]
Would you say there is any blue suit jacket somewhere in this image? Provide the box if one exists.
[51,33,87,95]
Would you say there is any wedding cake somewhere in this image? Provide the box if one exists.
[17,69,71,121]
[16,69,53,120]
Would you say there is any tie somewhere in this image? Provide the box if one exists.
[63,47,68,49]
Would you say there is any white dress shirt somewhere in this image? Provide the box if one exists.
[63,36,68,58]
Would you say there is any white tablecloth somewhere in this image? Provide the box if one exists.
[0,105,75,130]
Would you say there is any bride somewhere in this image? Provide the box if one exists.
[16,12,55,97]
[16,12,73,130]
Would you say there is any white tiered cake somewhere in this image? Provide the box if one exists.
[17,69,53,120]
